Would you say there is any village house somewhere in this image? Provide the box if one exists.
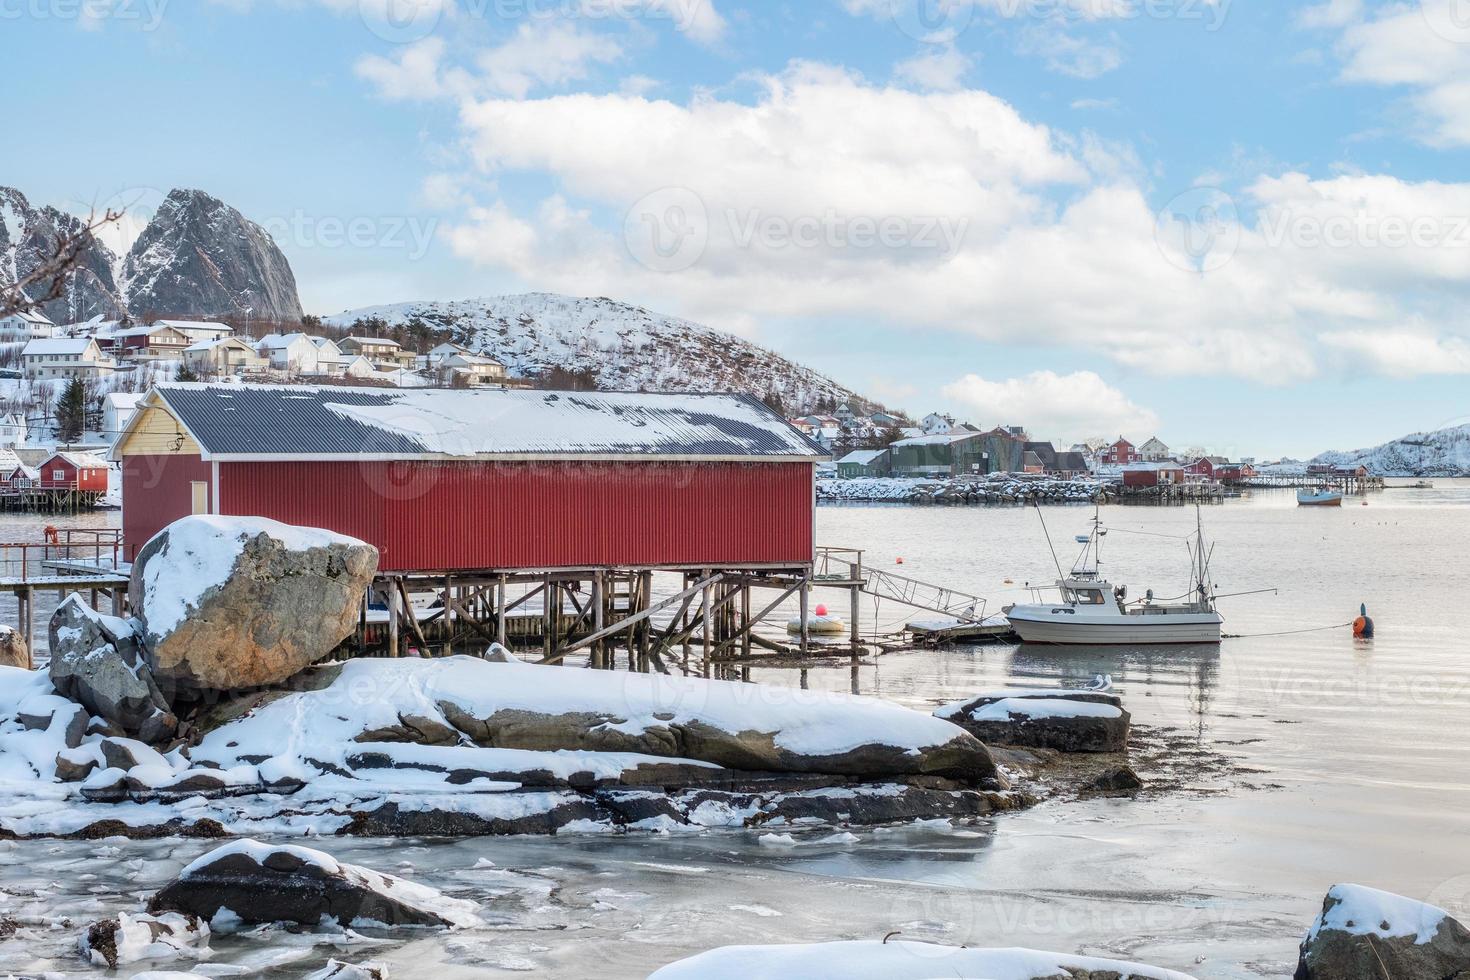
[39,450,109,491]
[339,336,417,370]
[424,341,471,368]
[256,333,323,374]
[155,319,233,344]
[921,412,957,435]
[1137,437,1171,461]
[1121,460,1186,488]
[1022,442,1090,478]
[836,448,890,478]
[0,412,27,449]
[0,310,56,339]
[889,431,995,477]
[1101,437,1138,466]
[102,392,145,443]
[105,324,192,362]
[20,337,117,380]
[184,337,268,376]
[442,352,509,387]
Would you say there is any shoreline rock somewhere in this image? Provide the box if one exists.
[937,689,1130,754]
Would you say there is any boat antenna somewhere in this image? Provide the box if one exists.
[1033,500,1067,581]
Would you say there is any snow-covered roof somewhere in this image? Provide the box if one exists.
[122,384,830,462]
[106,325,188,340]
[256,332,316,350]
[838,449,887,464]
[156,319,231,334]
[3,310,54,326]
[342,336,402,349]
[892,431,985,447]
[1121,461,1184,471]
[47,451,109,470]
[21,338,97,356]
[104,392,145,409]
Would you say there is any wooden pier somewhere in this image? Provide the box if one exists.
[1227,473,1384,492]
[0,530,129,662]
[1110,482,1226,505]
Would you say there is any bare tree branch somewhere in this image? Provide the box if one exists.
[0,209,124,320]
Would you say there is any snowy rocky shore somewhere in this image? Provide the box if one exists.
[0,514,1048,842]
[818,476,1106,506]
[21,835,1467,980]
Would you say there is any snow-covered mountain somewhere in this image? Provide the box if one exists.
[1313,423,1470,476]
[120,189,302,322]
[0,186,125,322]
[326,293,867,412]
[1,186,301,324]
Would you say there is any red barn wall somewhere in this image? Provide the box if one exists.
[123,454,213,557]
[213,459,814,572]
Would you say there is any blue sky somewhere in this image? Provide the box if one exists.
[9,0,1470,457]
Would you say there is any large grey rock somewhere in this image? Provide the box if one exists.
[936,690,1129,754]
[149,840,479,929]
[1296,883,1470,979]
[0,625,29,669]
[130,516,378,694]
[48,595,176,744]
[120,188,302,321]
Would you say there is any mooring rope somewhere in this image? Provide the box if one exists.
[1223,621,1354,639]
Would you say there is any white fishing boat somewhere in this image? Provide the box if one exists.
[1297,487,1344,506]
[1004,509,1223,645]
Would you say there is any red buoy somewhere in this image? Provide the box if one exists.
[815,604,828,617]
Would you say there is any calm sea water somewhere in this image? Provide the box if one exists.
[2,483,1468,978]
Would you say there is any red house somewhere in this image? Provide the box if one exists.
[40,451,110,491]
[1121,461,1184,487]
[112,385,828,573]
[1101,437,1137,466]
[1186,456,1243,481]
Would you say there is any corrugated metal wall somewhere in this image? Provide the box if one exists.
[122,454,213,558]
[216,459,814,572]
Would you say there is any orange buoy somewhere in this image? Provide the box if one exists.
[1353,603,1375,638]
[896,557,904,565]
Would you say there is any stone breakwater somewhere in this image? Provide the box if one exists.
[818,477,1107,506]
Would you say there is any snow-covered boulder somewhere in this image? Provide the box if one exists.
[1296,883,1470,978]
[193,657,998,784]
[648,940,1197,979]
[0,624,28,669]
[305,960,389,980]
[148,839,480,930]
[936,689,1130,753]
[129,516,378,694]
[79,911,210,969]
[48,595,176,744]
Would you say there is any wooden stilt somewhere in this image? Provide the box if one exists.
[387,582,401,658]
[591,572,605,670]
[496,574,508,647]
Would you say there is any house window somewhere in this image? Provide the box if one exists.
[52,469,65,481]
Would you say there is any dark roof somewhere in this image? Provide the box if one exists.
[138,384,828,461]
[1054,452,1088,472]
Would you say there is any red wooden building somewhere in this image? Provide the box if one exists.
[40,451,110,491]
[1101,437,1137,466]
[1120,461,1184,488]
[112,384,828,573]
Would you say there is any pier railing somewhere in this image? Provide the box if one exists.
[0,530,126,585]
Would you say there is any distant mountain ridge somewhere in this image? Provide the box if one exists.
[0,186,302,323]
[326,293,870,414]
[1313,422,1470,476]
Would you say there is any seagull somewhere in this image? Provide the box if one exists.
[1089,674,1113,692]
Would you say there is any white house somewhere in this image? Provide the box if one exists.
[0,412,28,448]
[0,310,56,339]
[1138,436,1172,462]
[20,338,117,379]
[424,342,470,368]
[443,352,507,387]
[921,413,958,435]
[343,354,378,378]
[155,319,233,344]
[309,336,347,376]
[184,337,266,376]
[103,392,145,442]
[256,333,321,374]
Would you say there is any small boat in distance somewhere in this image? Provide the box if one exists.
[1297,487,1344,506]
[1004,508,1223,645]
[1411,480,1434,489]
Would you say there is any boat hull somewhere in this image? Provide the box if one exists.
[1297,491,1343,506]
[1006,607,1223,645]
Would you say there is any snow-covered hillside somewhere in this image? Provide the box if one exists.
[1314,423,1470,476]
[326,293,866,413]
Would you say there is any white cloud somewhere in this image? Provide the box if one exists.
[1295,0,1362,30]
[1324,0,1470,146]
[1320,329,1470,376]
[942,370,1159,442]
[356,22,622,102]
[395,62,1470,381]
[1017,23,1122,78]
[894,44,974,91]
